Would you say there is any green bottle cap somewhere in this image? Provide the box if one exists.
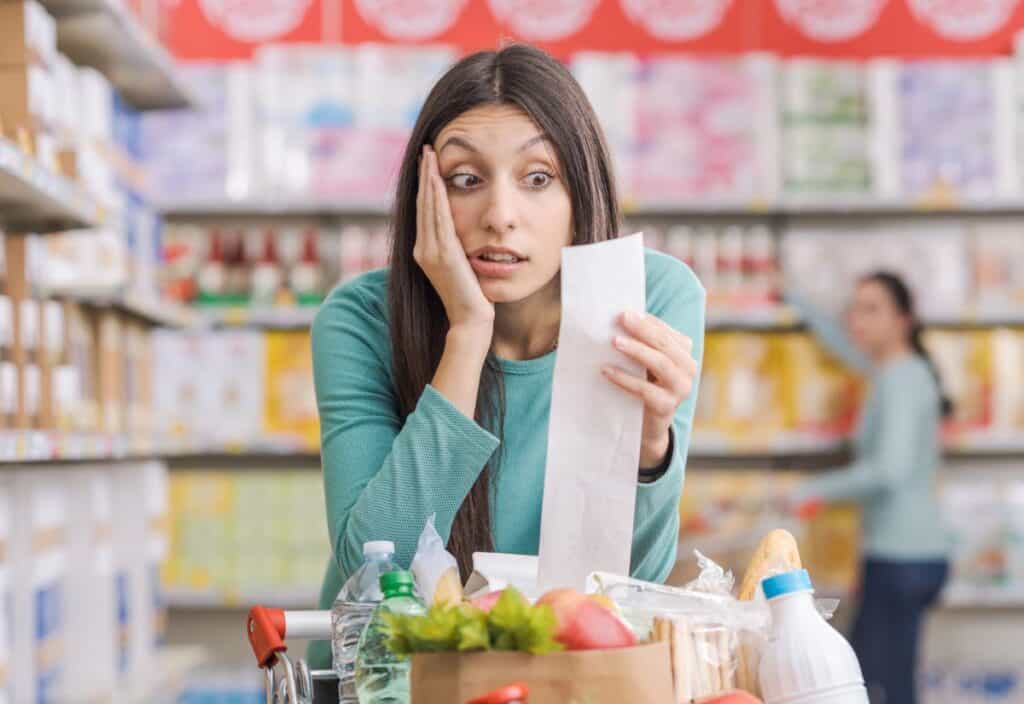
[380,570,415,598]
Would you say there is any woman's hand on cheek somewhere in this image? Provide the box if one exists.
[602,312,698,469]
[414,145,495,334]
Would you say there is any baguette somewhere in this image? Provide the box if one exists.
[738,529,802,601]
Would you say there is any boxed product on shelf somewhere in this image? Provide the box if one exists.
[141,63,253,204]
[0,62,55,159]
[971,221,1024,315]
[151,329,208,440]
[264,330,318,449]
[778,332,862,438]
[781,221,969,319]
[62,469,118,699]
[630,55,778,205]
[7,471,67,704]
[63,301,97,432]
[695,332,787,442]
[893,60,1014,201]
[943,478,1013,602]
[990,329,1024,433]
[924,329,994,433]
[0,1,57,70]
[165,470,327,604]
[781,60,872,194]
[203,330,265,446]
[0,486,9,704]
[96,309,124,433]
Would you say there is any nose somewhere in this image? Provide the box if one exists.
[481,179,518,234]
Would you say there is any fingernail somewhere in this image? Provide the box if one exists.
[601,366,613,376]
[624,311,641,324]
[613,335,626,349]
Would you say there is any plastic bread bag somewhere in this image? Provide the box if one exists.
[590,552,838,702]
[410,514,463,606]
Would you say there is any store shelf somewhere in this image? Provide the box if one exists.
[121,646,206,704]
[165,586,319,610]
[198,305,319,330]
[706,305,800,330]
[943,588,1024,609]
[39,0,195,110]
[0,137,102,231]
[689,431,846,458]
[159,196,391,218]
[52,288,200,327]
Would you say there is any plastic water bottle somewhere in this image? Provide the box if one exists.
[354,570,426,704]
[332,541,400,703]
[759,569,869,704]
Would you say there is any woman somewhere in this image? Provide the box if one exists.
[307,44,705,688]
[789,273,951,704]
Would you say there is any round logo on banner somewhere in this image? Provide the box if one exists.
[773,0,887,42]
[354,0,468,39]
[618,0,733,41]
[487,0,599,41]
[908,0,1020,40]
[198,0,312,42]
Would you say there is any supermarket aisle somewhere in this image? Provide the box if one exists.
[4,1,1024,702]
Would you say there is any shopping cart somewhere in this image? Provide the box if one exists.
[247,605,335,704]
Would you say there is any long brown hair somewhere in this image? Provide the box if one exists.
[387,44,621,577]
[862,271,954,418]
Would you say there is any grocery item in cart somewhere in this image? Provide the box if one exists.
[410,513,463,607]
[354,570,426,704]
[758,570,867,704]
[332,541,399,704]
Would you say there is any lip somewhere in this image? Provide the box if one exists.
[468,246,528,279]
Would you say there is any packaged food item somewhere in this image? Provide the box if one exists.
[410,514,463,607]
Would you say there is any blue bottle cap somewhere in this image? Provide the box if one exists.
[762,569,814,600]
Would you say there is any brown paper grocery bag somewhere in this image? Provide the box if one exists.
[411,642,674,704]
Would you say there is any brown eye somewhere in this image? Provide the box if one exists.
[525,171,552,189]
[448,173,481,190]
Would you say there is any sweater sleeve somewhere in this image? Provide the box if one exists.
[312,282,500,577]
[797,370,922,503]
[630,255,706,583]
[787,291,871,374]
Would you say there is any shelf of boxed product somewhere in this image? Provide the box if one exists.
[120,645,206,704]
[159,196,391,219]
[0,136,102,230]
[37,0,194,110]
[197,305,319,330]
[164,586,320,610]
[0,429,130,462]
[50,287,201,328]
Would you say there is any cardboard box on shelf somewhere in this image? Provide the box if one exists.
[0,64,54,138]
[64,301,97,432]
[0,1,57,70]
[94,309,124,434]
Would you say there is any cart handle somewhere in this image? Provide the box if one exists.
[248,606,287,668]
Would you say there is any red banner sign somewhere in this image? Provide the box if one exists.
[163,0,1024,61]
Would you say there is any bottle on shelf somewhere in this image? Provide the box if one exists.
[250,230,283,307]
[332,541,400,704]
[354,570,426,704]
[197,229,227,306]
[225,229,251,306]
[291,228,323,306]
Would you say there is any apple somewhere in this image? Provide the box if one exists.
[536,588,588,639]
[556,598,636,650]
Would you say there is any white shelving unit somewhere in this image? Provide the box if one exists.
[37,0,195,110]
[51,287,201,328]
[198,305,319,330]
[159,196,391,218]
[0,137,103,231]
[165,587,319,610]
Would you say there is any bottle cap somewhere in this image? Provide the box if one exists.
[363,540,395,556]
[762,569,814,600]
[380,570,415,598]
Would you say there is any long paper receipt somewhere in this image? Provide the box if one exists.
[537,233,646,591]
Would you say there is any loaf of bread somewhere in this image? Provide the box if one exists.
[737,529,802,601]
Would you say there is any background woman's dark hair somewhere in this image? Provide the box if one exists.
[387,44,621,578]
[862,271,954,418]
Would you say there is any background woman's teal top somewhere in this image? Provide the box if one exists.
[792,295,951,562]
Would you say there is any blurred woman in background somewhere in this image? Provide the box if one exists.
[788,272,951,704]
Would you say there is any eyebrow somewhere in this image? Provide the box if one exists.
[437,133,550,155]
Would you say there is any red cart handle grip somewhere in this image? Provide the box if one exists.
[247,606,288,668]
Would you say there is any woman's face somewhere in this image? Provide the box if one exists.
[847,280,908,355]
[433,104,573,304]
